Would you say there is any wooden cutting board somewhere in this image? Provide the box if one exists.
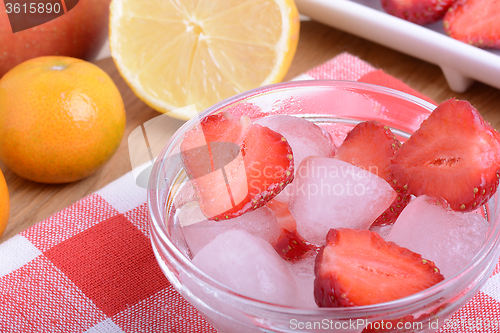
[2,19,500,244]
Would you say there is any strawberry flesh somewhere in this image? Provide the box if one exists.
[390,98,500,212]
[181,113,294,220]
[314,228,444,307]
[335,121,401,182]
[335,121,409,226]
[444,0,500,49]
[372,192,411,226]
[381,0,455,25]
[181,114,245,179]
[274,229,317,263]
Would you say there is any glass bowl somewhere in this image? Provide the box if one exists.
[148,80,500,333]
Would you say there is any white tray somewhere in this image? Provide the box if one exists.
[295,0,500,92]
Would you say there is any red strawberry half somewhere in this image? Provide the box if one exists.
[314,228,444,307]
[372,193,411,227]
[334,121,409,226]
[267,200,317,262]
[381,0,455,25]
[390,98,500,212]
[335,120,401,181]
[444,0,500,49]
[273,229,317,263]
[181,113,294,221]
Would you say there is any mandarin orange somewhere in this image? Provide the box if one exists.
[0,56,126,183]
[0,169,9,237]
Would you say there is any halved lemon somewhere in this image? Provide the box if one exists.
[109,0,300,120]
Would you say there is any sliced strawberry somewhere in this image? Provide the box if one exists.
[371,192,411,226]
[267,200,317,262]
[180,113,246,180]
[444,0,500,49]
[335,121,401,181]
[381,0,455,25]
[273,229,317,262]
[390,98,500,212]
[314,228,444,307]
[334,121,409,226]
[181,113,294,221]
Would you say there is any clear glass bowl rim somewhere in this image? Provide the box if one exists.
[148,79,500,317]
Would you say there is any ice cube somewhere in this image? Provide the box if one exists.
[319,123,355,147]
[255,115,336,203]
[386,195,489,279]
[289,157,397,245]
[192,229,297,305]
[287,253,317,308]
[179,203,280,256]
[370,224,394,239]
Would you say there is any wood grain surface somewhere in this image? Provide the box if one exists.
[2,19,500,244]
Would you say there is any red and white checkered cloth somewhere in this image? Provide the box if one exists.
[1,53,500,333]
